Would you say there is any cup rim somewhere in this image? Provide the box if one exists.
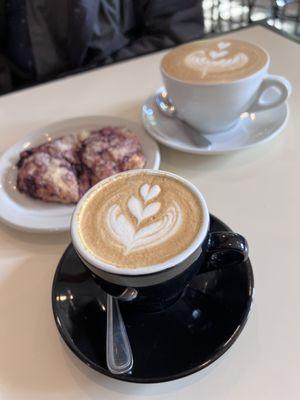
[71,169,210,276]
[160,38,270,86]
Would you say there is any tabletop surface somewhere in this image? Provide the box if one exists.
[0,25,299,400]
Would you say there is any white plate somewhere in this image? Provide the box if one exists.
[142,87,289,155]
[0,116,160,233]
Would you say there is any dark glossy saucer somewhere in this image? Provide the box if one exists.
[52,215,254,383]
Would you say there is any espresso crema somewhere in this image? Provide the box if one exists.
[161,39,268,84]
[77,172,203,268]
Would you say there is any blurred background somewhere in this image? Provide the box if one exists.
[203,0,300,38]
[1,0,299,95]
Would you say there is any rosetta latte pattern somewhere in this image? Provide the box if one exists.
[184,41,249,78]
[106,183,182,252]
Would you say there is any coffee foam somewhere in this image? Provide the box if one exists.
[77,172,203,268]
[162,39,268,83]
[184,49,249,78]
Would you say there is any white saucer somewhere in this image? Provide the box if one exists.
[142,87,289,155]
[0,116,160,233]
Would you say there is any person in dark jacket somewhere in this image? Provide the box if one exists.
[0,0,204,94]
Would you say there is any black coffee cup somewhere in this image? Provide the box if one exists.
[71,170,248,312]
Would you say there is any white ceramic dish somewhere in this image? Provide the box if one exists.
[0,116,160,233]
[142,87,289,155]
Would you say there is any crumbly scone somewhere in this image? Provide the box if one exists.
[18,135,79,167]
[16,128,146,204]
[17,152,80,204]
[79,127,146,185]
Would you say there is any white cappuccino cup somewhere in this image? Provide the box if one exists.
[161,38,291,133]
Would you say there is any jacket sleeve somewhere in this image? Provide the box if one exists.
[108,0,204,62]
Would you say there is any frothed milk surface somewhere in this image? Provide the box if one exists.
[77,172,203,268]
[161,39,268,83]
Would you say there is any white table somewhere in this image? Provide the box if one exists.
[0,25,299,400]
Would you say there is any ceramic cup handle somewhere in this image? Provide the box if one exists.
[200,232,249,273]
[247,74,291,114]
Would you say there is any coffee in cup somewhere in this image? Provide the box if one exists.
[161,38,291,133]
[161,39,268,84]
[71,170,248,311]
[73,170,208,273]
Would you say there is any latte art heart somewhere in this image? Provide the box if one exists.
[128,195,160,224]
[140,183,161,202]
[105,184,183,252]
[106,183,185,254]
[107,200,181,252]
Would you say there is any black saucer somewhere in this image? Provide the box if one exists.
[52,215,254,383]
